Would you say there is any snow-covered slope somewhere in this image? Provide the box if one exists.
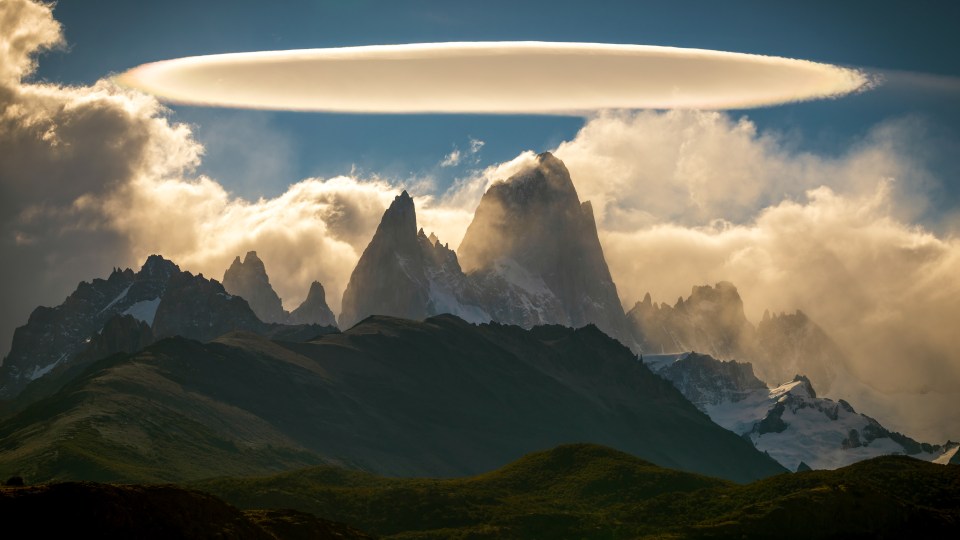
[646,352,957,471]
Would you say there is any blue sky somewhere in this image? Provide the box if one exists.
[33,0,960,203]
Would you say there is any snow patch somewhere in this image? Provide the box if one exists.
[493,258,552,297]
[98,284,132,314]
[642,353,689,372]
[29,353,66,381]
[933,445,959,465]
[122,297,161,326]
[426,281,490,324]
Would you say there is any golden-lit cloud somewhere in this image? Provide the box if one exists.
[116,42,871,113]
[520,110,958,442]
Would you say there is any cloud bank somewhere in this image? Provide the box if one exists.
[540,111,960,442]
[117,42,870,113]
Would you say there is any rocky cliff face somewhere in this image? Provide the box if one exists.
[339,191,489,329]
[0,255,176,398]
[152,269,265,342]
[460,153,634,346]
[222,251,287,324]
[339,191,433,328]
[652,352,768,409]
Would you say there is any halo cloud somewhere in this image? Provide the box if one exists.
[117,42,871,113]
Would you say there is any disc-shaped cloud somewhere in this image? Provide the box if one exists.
[117,42,869,113]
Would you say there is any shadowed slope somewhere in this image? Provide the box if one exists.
[0,315,784,483]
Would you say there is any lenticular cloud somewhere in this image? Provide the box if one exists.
[117,42,870,113]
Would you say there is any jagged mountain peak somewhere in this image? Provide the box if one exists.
[687,281,744,309]
[222,251,286,324]
[241,250,265,268]
[288,280,336,327]
[138,254,180,281]
[1,254,274,398]
[482,151,579,210]
[339,190,433,328]
[791,374,817,398]
[369,189,419,250]
[455,153,634,348]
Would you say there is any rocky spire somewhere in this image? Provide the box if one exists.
[338,191,431,329]
[457,152,635,347]
[222,251,287,324]
[288,281,337,327]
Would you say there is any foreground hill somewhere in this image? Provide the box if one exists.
[0,315,783,483]
[0,481,372,539]
[196,443,960,539]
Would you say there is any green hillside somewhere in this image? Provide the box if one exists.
[195,444,960,539]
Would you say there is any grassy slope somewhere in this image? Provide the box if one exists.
[195,444,960,540]
[0,348,328,483]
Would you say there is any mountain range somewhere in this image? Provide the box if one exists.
[340,152,635,349]
[0,255,336,400]
[0,151,954,491]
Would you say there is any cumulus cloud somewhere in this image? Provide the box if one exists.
[117,41,870,113]
[0,0,61,84]
[0,0,441,352]
[553,110,937,228]
[1,0,203,353]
